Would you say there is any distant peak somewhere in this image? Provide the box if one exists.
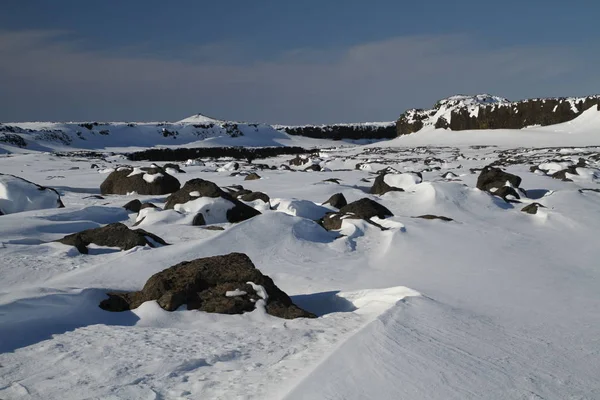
[177,113,223,124]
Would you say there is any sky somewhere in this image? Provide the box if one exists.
[0,0,599,124]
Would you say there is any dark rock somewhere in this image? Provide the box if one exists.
[201,225,225,231]
[123,199,142,213]
[304,164,322,172]
[244,172,261,181]
[164,178,261,223]
[322,178,341,184]
[100,166,180,195]
[239,191,270,204]
[493,186,521,201]
[551,166,578,181]
[57,222,168,254]
[289,155,310,166]
[192,213,206,226]
[91,164,99,169]
[476,166,522,193]
[83,195,105,200]
[414,215,453,221]
[578,188,600,193]
[163,163,186,173]
[323,193,347,209]
[99,252,316,319]
[529,165,542,173]
[370,173,405,195]
[441,171,459,179]
[232,189,253,198]
[321,198,394,231]
[521,203,545,214]
[140,202,158,210]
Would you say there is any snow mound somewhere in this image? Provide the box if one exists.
[0,174,63,215]
[383,172,422,190]
[174,196,236,224]
[272,198,332,220]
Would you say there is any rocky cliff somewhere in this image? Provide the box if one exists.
[396,94,600,136]
[279,123,396,140]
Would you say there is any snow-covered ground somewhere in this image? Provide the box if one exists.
[1,108,600,399]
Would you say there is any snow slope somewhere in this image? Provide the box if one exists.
[1,109,600,399]
[0,117,377,154]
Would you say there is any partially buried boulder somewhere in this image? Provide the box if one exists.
[57,222,168,254]
[239,191,270,204]
[100,165,180,195]
[244,172,261,181]
[370,173,405,195]
[551,166,578,181]
[0,173,64,215]
[304,164,321,172]
[321,198,393,230]
[521,203,545,214]
[163,163,186,174]
[99,252,316,319]
[476,166,522,200]
[164,178,260,223]
[414,214,453,221]
[322,193,347,209]
[123,199,142,213]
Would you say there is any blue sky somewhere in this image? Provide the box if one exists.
[0,0,598,123]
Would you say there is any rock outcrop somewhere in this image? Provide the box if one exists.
[99,252,316,319]
[321,198,393,230]
[164,178,261,223]
[396,94,600,136]
[100,165,180,195]
[57,222,168,254]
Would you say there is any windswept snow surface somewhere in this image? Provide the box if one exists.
[1,109,600,399]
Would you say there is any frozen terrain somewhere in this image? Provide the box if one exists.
[1,107,600,399]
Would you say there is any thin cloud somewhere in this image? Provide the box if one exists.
[0,29,593,123]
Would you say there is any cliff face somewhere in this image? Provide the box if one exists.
[280,123,396,140]
[396,95,600,136]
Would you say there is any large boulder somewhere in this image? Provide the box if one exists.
[476,166,522,200]
[100,165,180,195]
[164,178,260,223]
[123,199,142,213]
[99,252,316,319]
[321,198,393,230]
[57,222,168,254]
[370,173,405,195]
[163,163,186,174]
[0,173,64,215]
[476,166,522,191]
